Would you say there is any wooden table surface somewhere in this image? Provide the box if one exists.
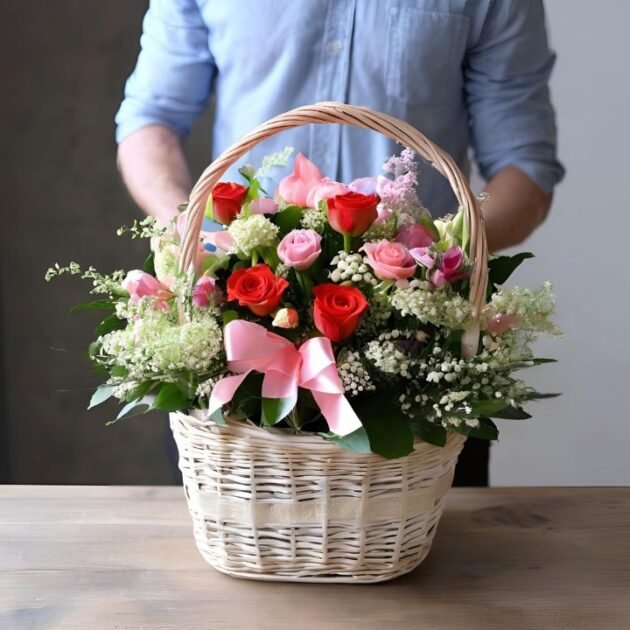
[1,486,628,630]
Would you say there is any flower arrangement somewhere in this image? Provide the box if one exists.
[47,148,558,458]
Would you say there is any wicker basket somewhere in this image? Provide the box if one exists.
[171,411,466,583]
[173,102,488,583]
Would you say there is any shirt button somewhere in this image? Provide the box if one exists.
[327,40,343,54]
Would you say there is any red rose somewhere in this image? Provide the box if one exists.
[210,182,248,225]
[327,191,379,237]
[312,284,368,342]
[227,264,289,316]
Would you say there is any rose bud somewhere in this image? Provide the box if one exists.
[272,307,299,329]
[121,270,173,312]
[312,284,368,342]
[226,264,289,316]
[208,182,248,225]
[327,191,379,237]
[192,276,221,308]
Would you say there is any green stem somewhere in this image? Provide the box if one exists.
[288,407,301,432]
[251,250,259,265]
[343,232,352,253]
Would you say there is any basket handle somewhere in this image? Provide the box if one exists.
[178,102,488,355]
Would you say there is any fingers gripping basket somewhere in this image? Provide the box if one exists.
[171,102,488,583]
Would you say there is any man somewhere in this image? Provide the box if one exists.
[116,0,564,485]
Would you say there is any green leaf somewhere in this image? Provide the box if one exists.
[230,372,263,420]
[95,314,126,336]
[110,365,128,378]
[208,407,226,425]
[522,391,561,401]
[353,395,415,459]
[142,251,155,275]
[204,192,214,221]
[488,252,534,288]
[88,385,116,410]
[414,420,447,447]
[261,396,296,426]
[153,382,188,412]
[322,427,372,454]
[451,417,499,440]
[272,205,303,233]
[492,406,532,420]
[108,397,154,424]
[222,310,239,326]
[70,299,114,313]
[468,398,510,417]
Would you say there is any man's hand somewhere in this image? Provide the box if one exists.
[481,166,552,252]
[117,125,193,227]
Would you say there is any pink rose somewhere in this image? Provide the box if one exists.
[431,246,466,288]
[249,198,279,215]
[306,178,347,208]
[122,270,173,311]
[277,153,324,207]
[192,276,221,307]
[277,229,322,271]
[396,224,436,249]
[361,240,417,281]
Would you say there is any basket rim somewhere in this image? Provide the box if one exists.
[170,409,466,459]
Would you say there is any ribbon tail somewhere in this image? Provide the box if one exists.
[311,390,363,437]
[208,372,250,416]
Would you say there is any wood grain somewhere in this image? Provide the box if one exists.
[0,486,628,630]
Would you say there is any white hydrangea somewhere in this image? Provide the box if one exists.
[390,280,473,329]
[227,214,280,256]
[99,309,223,380]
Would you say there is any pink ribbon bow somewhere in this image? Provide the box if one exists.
[209,320,362,436]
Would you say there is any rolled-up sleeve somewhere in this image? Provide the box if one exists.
[465,0,565,193]
[115,0,215,143]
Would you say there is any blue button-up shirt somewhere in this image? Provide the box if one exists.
[116,0,564,215]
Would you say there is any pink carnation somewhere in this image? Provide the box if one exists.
[362,240,417,281]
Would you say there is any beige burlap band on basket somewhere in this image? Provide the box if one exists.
[170,101,488,583]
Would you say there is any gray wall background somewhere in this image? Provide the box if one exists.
[490,0,630,485]
[2,1,628,485]
[2,1,213,484]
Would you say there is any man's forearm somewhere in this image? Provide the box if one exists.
[481,166,552,252]
[117,125,192,226]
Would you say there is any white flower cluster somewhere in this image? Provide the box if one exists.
[329,251,378,286]
[364,330,418,378]
[99,308,223,381]
[391,280,473,329]
[227,214,279,256]
[488,282,558,334]
[116,216,165,240]
[300,205,327,232]
[337,350,375,397]
[45,262,126,296]
[196,375,222,400]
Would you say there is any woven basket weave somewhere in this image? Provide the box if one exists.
[172,102,488,583]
